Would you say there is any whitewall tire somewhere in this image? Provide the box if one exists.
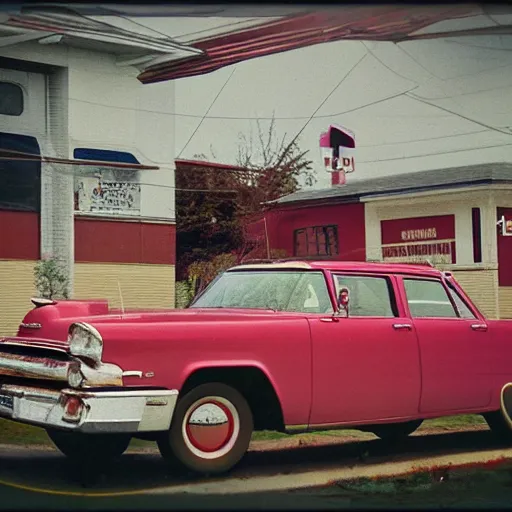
[158,383,253,475]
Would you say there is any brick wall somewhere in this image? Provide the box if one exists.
[74,263,175,309]
[0,260,38,336]
[451,268,499,319]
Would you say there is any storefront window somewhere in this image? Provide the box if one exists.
[294,225,338,257]
[0,132,40,211]
[0,82,23,116]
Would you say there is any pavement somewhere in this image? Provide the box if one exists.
[1,428,512,509]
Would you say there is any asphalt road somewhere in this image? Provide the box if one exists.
[1,429,512,510]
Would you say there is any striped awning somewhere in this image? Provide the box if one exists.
[138,4,504,83]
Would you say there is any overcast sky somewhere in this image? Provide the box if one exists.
[169,35,512,189]
[119,13,512,190]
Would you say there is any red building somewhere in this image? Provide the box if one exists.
[262,162,512,320]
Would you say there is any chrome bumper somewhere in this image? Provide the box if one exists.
[0,338,124,388]
[0,384,179,434]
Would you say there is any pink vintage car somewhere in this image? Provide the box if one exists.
[1,260,512,475]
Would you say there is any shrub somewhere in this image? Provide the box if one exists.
[34,258,70,300]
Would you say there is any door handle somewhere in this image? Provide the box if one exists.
[393,323,412,331]
[471,323,488,332]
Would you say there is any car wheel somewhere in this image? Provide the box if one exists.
[484,384,512,442]
[158,382,254,475]
[483,411,512,440]
[47,429,131,461]
[370,420,423,441]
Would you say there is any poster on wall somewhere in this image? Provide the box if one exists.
[380,215,456,265]
[76,176,141,216]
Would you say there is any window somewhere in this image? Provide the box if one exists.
[333,274,397,317]
[472,207,482,263]
[0,82,23,116]
[446,283,477,319]
[294,225,338,257]
[403,279,458,318]
[0,132,41,212]
[191,270,333,314]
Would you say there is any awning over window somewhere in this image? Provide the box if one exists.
[138,4,498,83]
[0,149,159,171]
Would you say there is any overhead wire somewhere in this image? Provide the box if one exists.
[67,86,417,121]
[358,128,491,148]
[358,141,512,164]
[1,157,238,193]
[445,39,512,53]
[176,67,237,158]
[405,93,512,136]
[270,50,368,157]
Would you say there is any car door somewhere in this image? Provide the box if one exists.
[400,276,493,414]
[308,273,422,426]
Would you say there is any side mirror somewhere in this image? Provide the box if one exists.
[337,287,350,317]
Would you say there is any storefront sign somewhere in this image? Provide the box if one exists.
[382,242,453,264]
[401,228,437,241]
[319,124,355,175]
[76,176,141,215]
[498,215,512,236]
[381,215,456,264]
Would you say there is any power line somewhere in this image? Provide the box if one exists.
[362,41,420,86]
[358,128,490,148]
[67,88,416,121]
[406,93,512,136]
[358,141,512,164]
[30,163,239,193]
[409,82,512,101]
[394,43,444,81]
[278,51,368,159]
[176,67,236,158]
[445,39,512,53]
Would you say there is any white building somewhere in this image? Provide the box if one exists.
[1,5,510,334]
[0,9,184,335]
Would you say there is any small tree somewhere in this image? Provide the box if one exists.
[188,252,238,294]
[34,258,70,300]
[175,115,315,289]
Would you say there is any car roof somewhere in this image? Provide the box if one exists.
[228,260,444,278]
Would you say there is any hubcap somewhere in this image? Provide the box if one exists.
[182,396,240,459]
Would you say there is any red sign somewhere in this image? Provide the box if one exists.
[381,215,456,264]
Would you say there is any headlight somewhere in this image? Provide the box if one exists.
[67,363,85,388]
[68,322,103,367]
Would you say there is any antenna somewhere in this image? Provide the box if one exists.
[117,280,125,317]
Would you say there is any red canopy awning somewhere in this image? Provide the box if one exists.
[138,4,487,84]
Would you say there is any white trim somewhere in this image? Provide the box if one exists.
[360,184,507,203]
[74,211,175,224]
[382,238,455,248]
[0,31,54,48]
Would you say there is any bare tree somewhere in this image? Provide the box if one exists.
[175,115,315,281]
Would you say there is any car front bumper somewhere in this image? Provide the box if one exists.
[0,383,179,434]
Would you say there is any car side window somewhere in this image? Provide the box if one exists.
[446,284,477,319]
[333,275,397,317]
[403,279,458,318]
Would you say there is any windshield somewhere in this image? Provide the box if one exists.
[190,270,334,314]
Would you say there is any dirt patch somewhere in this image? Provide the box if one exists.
[249,424,489,453]
[304,457,512,508]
